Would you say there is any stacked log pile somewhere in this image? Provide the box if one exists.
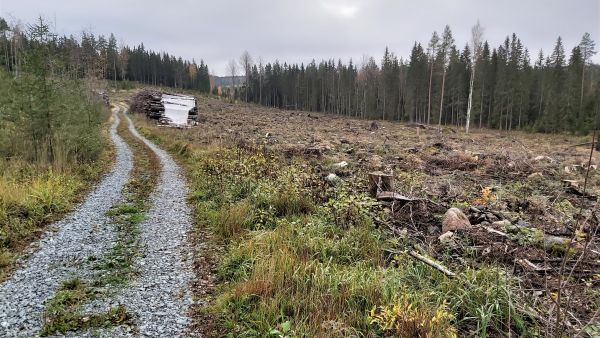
[97,91,109,106]
[130,89,200,126]
[130,90,165,119]
[188,104,198,123]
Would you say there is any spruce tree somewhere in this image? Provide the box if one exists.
[437,25,455,126]
[427,31,440,124]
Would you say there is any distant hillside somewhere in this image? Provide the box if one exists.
[211,76,246,88]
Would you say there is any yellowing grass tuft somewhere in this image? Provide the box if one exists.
[0,161,106,280]
[215,201,252,240]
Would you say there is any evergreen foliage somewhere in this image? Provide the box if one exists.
[0,17,211,92]
[234,31,598,133]
[0,18,107,166]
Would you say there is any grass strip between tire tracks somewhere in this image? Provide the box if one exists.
[40,107,160,336]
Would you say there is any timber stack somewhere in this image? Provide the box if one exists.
[130,89,200,126]
[130,89,165,119]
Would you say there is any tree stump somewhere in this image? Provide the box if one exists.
[368,171,394,196]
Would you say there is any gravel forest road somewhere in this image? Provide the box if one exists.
[0,104,197,338]
[99,106,196,337]
[0,110,133,337]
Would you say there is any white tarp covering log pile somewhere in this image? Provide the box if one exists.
[130,89,198,127]
[160,94,197,126]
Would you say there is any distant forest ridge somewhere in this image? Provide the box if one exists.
[1,16,598,133]
[0,16,211,92]
[226,29,598,133]
[213,75,246,88]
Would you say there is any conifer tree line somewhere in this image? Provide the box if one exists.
[0,16,211,92]
[0,17,107,166]
[235,27,598,133]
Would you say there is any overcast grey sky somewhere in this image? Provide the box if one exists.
[1,0,598,75]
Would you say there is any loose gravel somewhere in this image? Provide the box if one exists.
[0,111,133,338]
[88,112,196,338]
[75,109,196,338]
[0,105,197,338]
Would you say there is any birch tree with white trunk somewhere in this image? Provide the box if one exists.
[240,51,253,102]
[227,59,238,100]
[466,20,484,133]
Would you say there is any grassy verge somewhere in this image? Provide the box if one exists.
[41,110,159,336]
[133,115,538,338]
[0,74,112,281]
[0,153,113,281]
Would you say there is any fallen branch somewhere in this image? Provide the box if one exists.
[565,186,597,201]
[489,209,510,221]
[375,191,443,208]
[516,258,550,272]
[570,141,597,148]
[408,250,456,278]
[482,226,509,238]
[376,191,415,202]
[384,248,456,278]
[406,123,428,129]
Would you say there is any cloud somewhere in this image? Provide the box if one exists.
[322,1,360,18]
[1,0,598,75]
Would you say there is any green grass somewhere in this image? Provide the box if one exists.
[41,278,130,336]
[129,118,538,338]
[0,168,82,278]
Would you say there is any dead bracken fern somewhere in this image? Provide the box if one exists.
[473,186,497,206]
[369,295,457,338]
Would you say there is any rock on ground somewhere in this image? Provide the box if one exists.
[442,207,471,233]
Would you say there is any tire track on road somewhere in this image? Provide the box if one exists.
[86,104,196,338]
[0,109,134,338]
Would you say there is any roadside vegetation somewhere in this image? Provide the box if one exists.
[0,69,110,280]
[41,109,159,336]
[134,113,541,337]
[1,11,597,337]
[0,11,209,282]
